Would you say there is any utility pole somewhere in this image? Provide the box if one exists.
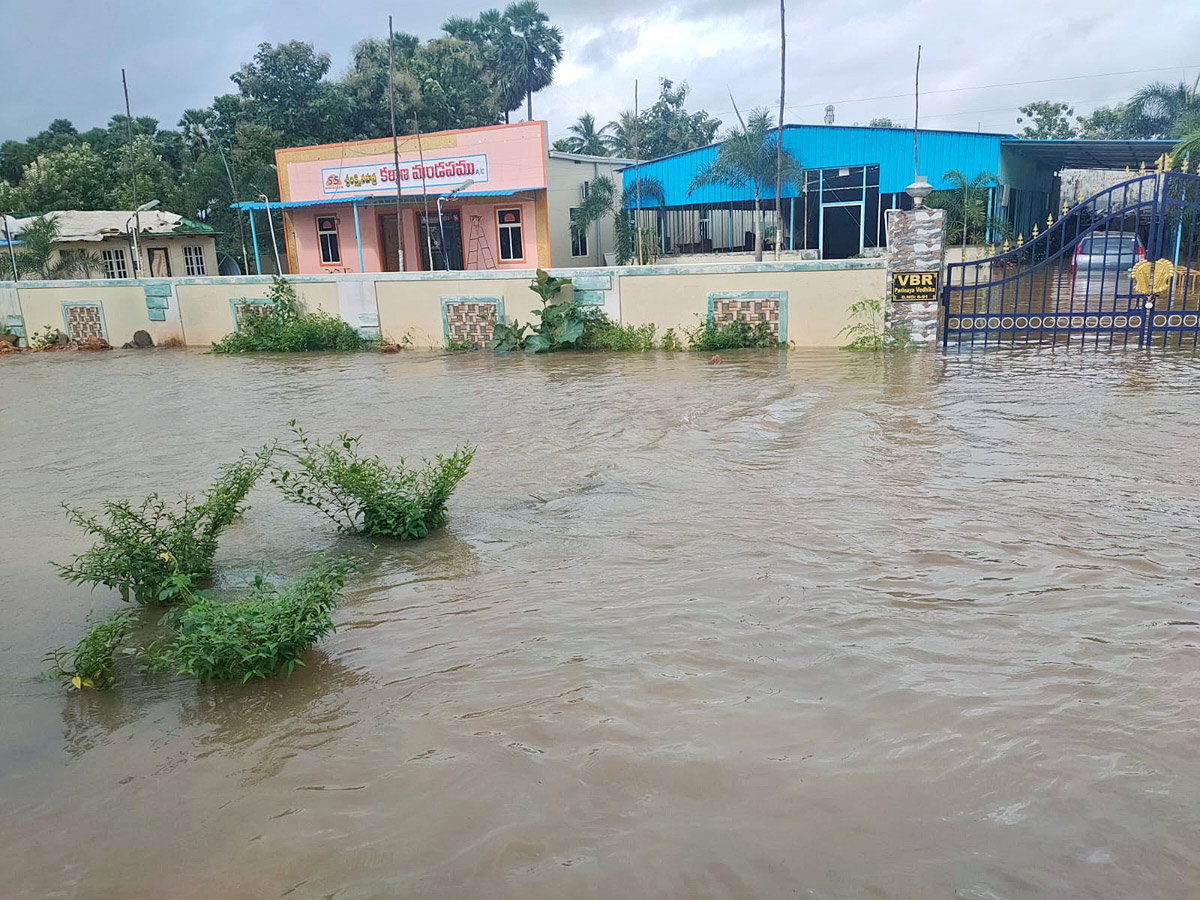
[775,0,786,261]
[913,45,922,184]
[122,68,142,277]
[634,80,642,265]
[388,16,405,271]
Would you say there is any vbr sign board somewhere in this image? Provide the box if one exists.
[322,154,489,195]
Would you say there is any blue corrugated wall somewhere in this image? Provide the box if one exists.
[621,125,1009,206]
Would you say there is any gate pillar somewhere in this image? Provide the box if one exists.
[885,189,945,346]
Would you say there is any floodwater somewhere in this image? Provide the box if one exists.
[1,348,1198,899]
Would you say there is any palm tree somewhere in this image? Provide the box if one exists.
[606,110,640,158]
[1127,81,1200,139]
[923,170,1006,260]
[687,104,800,262]
[562,113,611,156]
[14,215,102,280]
[501,1,563,122]
[570,175,616,262]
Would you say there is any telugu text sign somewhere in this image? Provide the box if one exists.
[322,154,489,195]
[892,271,940,302]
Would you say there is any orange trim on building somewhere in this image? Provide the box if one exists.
[534,192,551,267]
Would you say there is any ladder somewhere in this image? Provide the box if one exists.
[466,215,497,270]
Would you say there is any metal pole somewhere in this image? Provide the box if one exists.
[122,68,142,277]
[353,200,364,272]
[913,45,922,182]
[248,208,261,275]
[634,80,642,265]
[3,215,18,281]
[414,117,433,270]
[775,0,785,260]
[387,16,405,271]
[261,196,282,273]
[437,196,449,271]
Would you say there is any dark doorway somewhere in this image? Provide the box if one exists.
[821,206,861,259]
[377,214,401,272]
[418,210,464,271]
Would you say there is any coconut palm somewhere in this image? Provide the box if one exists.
[606,110,640,158]
[14,215,102,280]
[687,103,800,262]
[1127,80,1200,139]
[923,170,1007,261]
[562,113,611,156]
[568,175,665,265]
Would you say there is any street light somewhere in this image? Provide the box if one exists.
[127,199,160,277]
[437,179,475,271]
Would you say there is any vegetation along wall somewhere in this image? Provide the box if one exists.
[4,261,885,350]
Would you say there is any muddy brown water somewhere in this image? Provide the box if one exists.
[1,348,1198,899]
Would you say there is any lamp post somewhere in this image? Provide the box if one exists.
[436,179,475,271]
[126,199,159,277]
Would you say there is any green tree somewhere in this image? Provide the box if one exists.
[1016,101,1077,139]
[560,113,611,155]
[342,33,422,138]
[606,110,641,158]
[231,41,352,146]
[408,38,504,131]
[569,174,615,260]
[1075,104,1137,139]
[868,117,898,128]
[923,170,1006,260]
[615,177,665,265]
[631,79,722,159]
[687,104,800,262]
[13,215,102,280]
[4,143,114,213]
[1127,80,1200,139]
[444,3,563,123]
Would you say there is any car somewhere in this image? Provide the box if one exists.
[1070,231,1145,310]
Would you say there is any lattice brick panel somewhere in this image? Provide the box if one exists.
[64,305,105,341]
[235,302,273,331]
[711,297,780,339]
[445,301,498,348]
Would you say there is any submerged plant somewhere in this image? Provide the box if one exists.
[581,312,657,351]
[489,319,529,351]
[271,421,474,539]
[45,609,138,690]
[55,448,272,605]
[212,276,371,353]
[839,297,914,352]
[660,327,684,352]
[143,561,352,683]
[687,318,779,351]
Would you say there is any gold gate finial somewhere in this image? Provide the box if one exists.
[1002,237,1011,253]
[1139,160,1147,175]
[1062,200,1070,216]
[1047,213,1054,228]
[1032,224,1039,239]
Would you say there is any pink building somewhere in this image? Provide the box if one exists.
[241,122,629,275]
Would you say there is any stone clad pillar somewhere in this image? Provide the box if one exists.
[885,205,946,346]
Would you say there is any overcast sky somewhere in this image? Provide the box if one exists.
[3,0,1198,145]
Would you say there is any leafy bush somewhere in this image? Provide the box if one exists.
[212,276,371,353]
[45,609,137,689]
[687,318,780,351]
[29,324,61,349]
[489,319,529,351]
[581,312,657,351]
[272,421,474,539]
[839,297,914,352]
[145,561,351,682]
[660,327,684,352]
[55,449,271,605]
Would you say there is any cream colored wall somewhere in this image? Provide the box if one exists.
[546,158,627,268]
[176,279,341,346]
[51,236,219,279]
[375,277,546,347]
[619,267,885,347]
[16,282,186,346]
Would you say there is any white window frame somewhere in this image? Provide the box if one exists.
[496,208,523,262]
[101,248,128,279]
[569,207,588,257]
[317,216,341,265]
[183,245,207,276]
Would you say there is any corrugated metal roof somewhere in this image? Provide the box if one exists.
[620,124,1009,205]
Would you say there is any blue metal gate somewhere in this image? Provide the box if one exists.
[942,167,1200,349]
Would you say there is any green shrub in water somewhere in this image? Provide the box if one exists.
[212,276,371,353]
[581,312,657,351]
[271,421,474,539]
[145,561,351,683]
[45,609,138,689]
[55,448,271,605]
[839,297,914,352]
[687,318,780,351]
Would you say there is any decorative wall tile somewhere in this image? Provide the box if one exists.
[63,304,106,341]
[233,301,273,331]
[710,295,782,339]
[443,299,499,348]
